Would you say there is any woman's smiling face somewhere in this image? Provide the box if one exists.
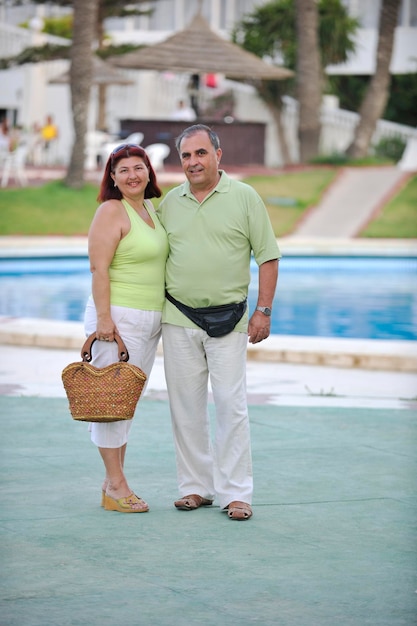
[111,156,149,196]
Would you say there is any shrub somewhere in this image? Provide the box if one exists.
[372,136,406,162]
[310,153,349,165]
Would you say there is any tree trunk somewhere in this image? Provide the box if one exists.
[295,0,322,163]
[97,84,107,130]
[346,0,401,159]
[96,4,107,131]
[258,80,292,166]
[65,0,99,188]
[267,101,292,167]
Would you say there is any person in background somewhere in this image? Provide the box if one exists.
[27,122,43,166]
[0,119,11,154]
[84,143,169,513]
[170,99,197,122]
[8,124,22,152]
[157,124,280,521]
[41,114,59,164]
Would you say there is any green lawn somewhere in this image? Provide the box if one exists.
[0,181,100,236]
[0,169,415,238]
[359,174,417,238]
[244,167,337,236]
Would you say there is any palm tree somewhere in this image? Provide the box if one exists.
[295,0,322,162]
[64,0,98,188]
[233,0,358,164]
[346,0,402,159]
[24,0,157,131]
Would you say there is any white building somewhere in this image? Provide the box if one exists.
[0,0,416,166]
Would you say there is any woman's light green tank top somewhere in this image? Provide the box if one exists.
[108,199,168,310]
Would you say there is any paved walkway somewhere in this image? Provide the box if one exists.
[291,166,411,238]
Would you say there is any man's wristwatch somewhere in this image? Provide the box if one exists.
[256,306,272,316]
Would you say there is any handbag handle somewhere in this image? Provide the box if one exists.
[81,333,129,363]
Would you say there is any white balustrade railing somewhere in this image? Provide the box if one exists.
[282,96,417,161]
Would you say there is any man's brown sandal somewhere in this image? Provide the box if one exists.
[224,501,253,521]
[174,494,213,510]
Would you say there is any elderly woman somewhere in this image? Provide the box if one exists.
[84,143,168,513]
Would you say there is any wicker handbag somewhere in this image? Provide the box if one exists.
[62,333,147,422]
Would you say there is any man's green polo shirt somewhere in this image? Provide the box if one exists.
[157,171,281,332]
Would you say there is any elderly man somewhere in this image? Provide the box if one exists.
[157,124,280,521]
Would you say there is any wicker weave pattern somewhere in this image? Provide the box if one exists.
[62,333,147,422]
[62,362,147,422]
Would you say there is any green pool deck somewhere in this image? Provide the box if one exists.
[0,342,416,626]
[1,396,416,626]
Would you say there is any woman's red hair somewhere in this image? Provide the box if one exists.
[97,144,162,202]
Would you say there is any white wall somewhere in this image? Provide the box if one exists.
[326,26,417,75]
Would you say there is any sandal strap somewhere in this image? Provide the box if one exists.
[174,494,213,509]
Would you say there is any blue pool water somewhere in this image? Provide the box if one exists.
[0,255,416,341]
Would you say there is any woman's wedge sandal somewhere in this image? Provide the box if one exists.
[103,492,149,513]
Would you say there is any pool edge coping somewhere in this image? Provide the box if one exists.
[1,236,417,258]
[1,316,416,373]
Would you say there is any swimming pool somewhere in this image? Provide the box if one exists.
[0,255,416,341]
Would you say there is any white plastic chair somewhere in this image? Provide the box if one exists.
[144,143,170,171]
[124,132,144,146]
[1,143,28,187]
[97,132,144,167]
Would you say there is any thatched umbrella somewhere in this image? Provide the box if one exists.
[111,12,293,81]
[49,56,134,86]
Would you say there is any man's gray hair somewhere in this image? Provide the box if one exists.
[175,124,220,153]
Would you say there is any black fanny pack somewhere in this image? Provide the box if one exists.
[165,291,247,337]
